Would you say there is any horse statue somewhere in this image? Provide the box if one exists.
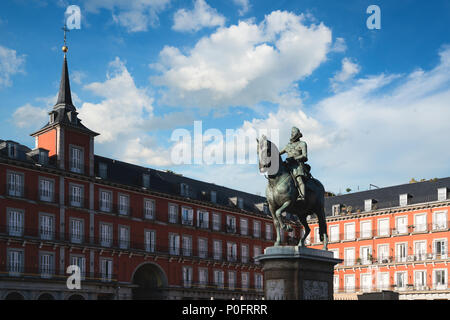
[256,135,328,250]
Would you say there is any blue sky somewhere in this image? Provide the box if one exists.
[0,0,449,196]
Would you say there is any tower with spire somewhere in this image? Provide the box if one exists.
[30,27,98,176]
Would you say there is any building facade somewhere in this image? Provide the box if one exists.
[0,53,298,300]
[308,178,450,300]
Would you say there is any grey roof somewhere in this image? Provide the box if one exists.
[324,177,450,216]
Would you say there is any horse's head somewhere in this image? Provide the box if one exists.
[257,134,280,176]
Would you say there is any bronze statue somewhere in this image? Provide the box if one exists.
[257,131,328,250]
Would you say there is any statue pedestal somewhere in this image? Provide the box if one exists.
[256,246,342,300]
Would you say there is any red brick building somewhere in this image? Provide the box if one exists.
[308,179,450,300]
[0,53,297,300]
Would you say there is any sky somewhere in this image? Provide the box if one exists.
[0,0,449,197]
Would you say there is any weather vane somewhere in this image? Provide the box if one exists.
[62,24,70,55]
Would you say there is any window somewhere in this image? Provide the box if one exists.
[119,226,129,249]
[182,266,193,288]
[255,274,264,291]
[142,173,150,188]
[38,150,49,165]
[180,183,189,197]
[8,249,23,275]
[433,269,447,289]
[264,223,272,240]
[227,242,237,262]
[100,190,112,212]
[210,191,217,203]
[263,203,270,215]
[226,215,236,233]
[242,272,249,291]
[438,188,448,201]
[377,272,389,290]
[253,246,261,264]
[197,210,209,229]
[39,214,54,240]
[378,244,389,263]
[212,212,221,231]
[199,268,208,287]
[333,276,339,292]
[344,275,355,292]
[344,247,355,266]
[414,241,427,261]
[71,255,86,280]
[253,220,261,238]
[344,223,355,240]
[99,162,108,179]
[214,270,224,289]
[314,227,320,243]
[182,235,192,256]
[168,204,178,223]
[100,258,113,282]
[39,178,54,202]
[364,199,374,212]
[169,234,180,255]
[396,243,407,262]
[228,271,236,290]
[240,218,248,235]
[7,209,24,236]
[360,220,372,239]
[7,171,24,197]
[433,239,447,258]
[241,244,249,263]
[198,238,208,258]
[395,272,407,290]
[40,252,54,278]
[7,143,17,158]
[237,197,244,209]
[414,213,427,232]
[395,216,408,234]
[361,274,372,292]
[213,240,222,260]
[118,194,129,215]
[144,230,156,253]
[377,218,390,237]
[70,218,84,244]
[144,199,155,219]
[70,184,83,207]
[181,207,193,225]
[100,223,113,247]
[332,204,341,216]
[414,270,427,290]
[399,193,409,207]
[70,146,83,174]
[360,246,372,265]
[329,225,339,242]
[433,211,447,230]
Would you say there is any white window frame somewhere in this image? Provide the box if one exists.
[253,220,261,238]
[360,220,372,239]
[360,273,372,292]
[118,193,129,215]
[70,254,86,280]
[242,272,249,291]
[227,242,237,262]
[198,268,208,287]
[144,199,155,220]
[433,210,447,230]
[100,258,113,282]
[228,271,236,290]
[414,213,427,232]
[214,270,224,289]
[197,210,209,229]
[226,215,236,233]
[395,215,408,235]
[344,247,355,266]
[329,225,339,242]
[182,266,193,288]
[39,177,54,202]
[395,242,408,262]
[241,244,249,263]
[144,229,156,253]
[213,240,222,260]
[438,188,448,201]
[212,212,221,231]
[360,246,372,265]
[240,218,248,235]
[182,235,192,257]
[70,145,84,174]
[8,249,24,275]
[7,208,24,237]
[433,269,447,290]
[70,183,83,207]
[377,218,390,237]
[198,238,208,258]
[377,244,390,263]
[99,222,113,247]
[344,222,355,240]
[99,189,112,212]
[7,171,24,197]
[70,218,84,244]
[414,270,427,290]
[344,274,355,293]
[169,233,180,256]
[39,251,54,278]
[39,213,54,240]
[181,207,193,226]
[99,162,108,179]
[265,223,272,240]
[168,203,178,223]
[118,225,130,249]
[414,240,427,261]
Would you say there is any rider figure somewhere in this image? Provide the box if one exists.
[279,127,309,201]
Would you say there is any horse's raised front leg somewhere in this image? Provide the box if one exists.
[275,200,291,240]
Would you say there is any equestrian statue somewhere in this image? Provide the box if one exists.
[257,127,328,250]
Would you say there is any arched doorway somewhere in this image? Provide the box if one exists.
[38,293,55,300]
[4,292,25,300]
[132,263,168,300]
[67,294,85,300]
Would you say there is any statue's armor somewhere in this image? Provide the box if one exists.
[284,140,308,178]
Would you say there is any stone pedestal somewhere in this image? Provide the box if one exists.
[255,246,342,300]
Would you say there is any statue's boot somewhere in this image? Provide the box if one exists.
[296,177,305,201]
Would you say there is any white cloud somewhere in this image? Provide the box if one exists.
[153,10,332,109]
[330,57,361,91]
[12,103,48,128]
[172,0,225,32]
[330,37,347,53]
[232,0,251,16]
[0,45,26,88]
[82,0,171,32]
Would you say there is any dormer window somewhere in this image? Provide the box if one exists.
[332,204,341,216]
[142,173,150,188]
[180,183,189,197]
[364,199,376,212]
[99,162,108,179]
[237,197,244,209]
[210,190,217,203]
[263,203,269,214]
[39,150,49,165]
[49,112,56,124]
[67,111,78,124]
[399,194,410,207]
[438,188,448,201]
[7,143,17,159]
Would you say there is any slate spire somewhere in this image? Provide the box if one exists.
[54,54,75,111]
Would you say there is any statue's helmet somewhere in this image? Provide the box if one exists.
[290,126,302,142]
